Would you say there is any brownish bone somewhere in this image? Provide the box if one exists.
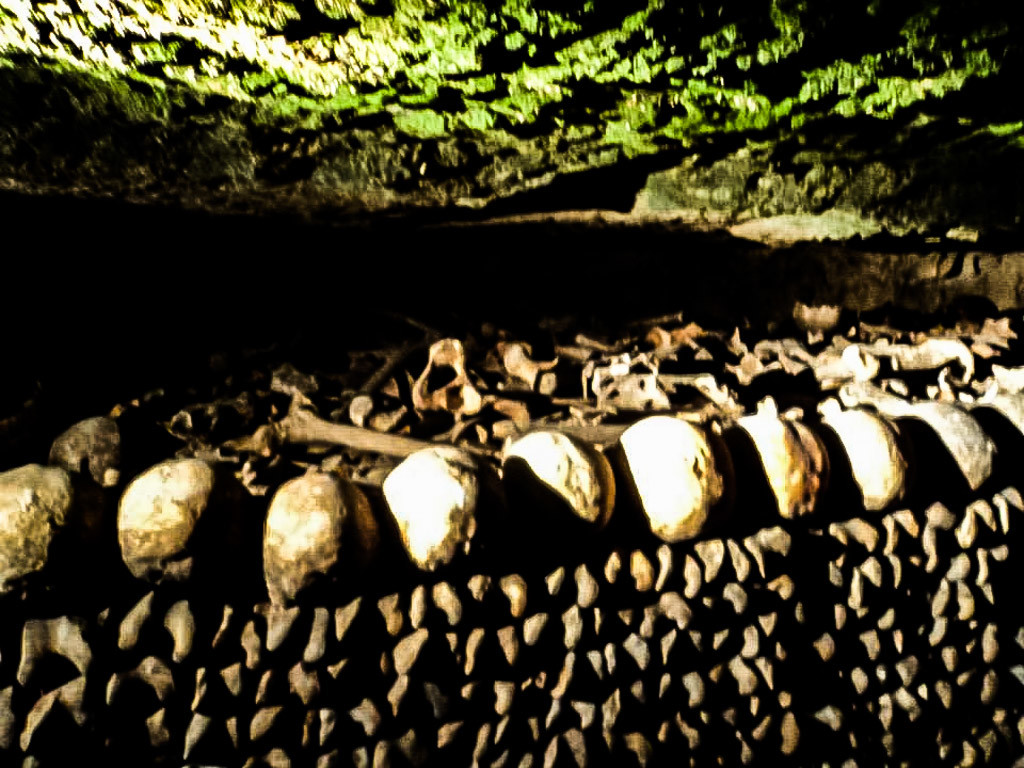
[270,395,693,460]
[275,397,461,459]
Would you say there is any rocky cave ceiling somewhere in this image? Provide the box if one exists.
[1,0,1023,244]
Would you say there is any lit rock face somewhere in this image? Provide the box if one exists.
[738,405,827,520]
[0,465,74,594]
[819,405,906,511]
[264,471,374,604]
[382,446,478,571]
[117,459,215,583]
[1,0,1021,242]
[619,416,724,542]
[502,431,614,527]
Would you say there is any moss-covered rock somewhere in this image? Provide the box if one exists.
[1,1,1022,236]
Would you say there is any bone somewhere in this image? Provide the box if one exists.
[388,675,409,716]
[551,651,575,699]
[657,592,691,630]
[241,620,261,669]
[841,384,994,490]
[257,602,301,652]
[623,634,650,672]
[737,400,826,519]
[382,446,480,571]
[183,712,212,760]
[630,550,655,592]
[264,470,375,603]
[318,708,337,747]
[221,662,243,697]
[18,616,91,686]
[255,670,275,706]
[109,656,175,705]
[0,464,74,594]
[565,727,587,764]
[574,564,598,609]
[393,629,429,676]
[288,663,320,706]
[726,540,750,583]
[829,519,880,551]
[117,458,214,582]
[212,604,234,649]
[334,597,361,643]
[118,591,155,650]
[20,687,61,752]
[304,607,330,664]
[349,699,381,738]
[500,575,528,618]
[277,395,453,459]
[378,594,404,636]
[494,680,515,717]
[729,656,758,696]
[780,711,800,755]
[523,613,548,646]
[49,416,121,487]
[502,430,615,526]
[432,582,462,626]
[413,338,483,417]
[497,626,519,665]
[618,416,726,541]
[563,605,583,650]
[250,706,282,742]
[819,402,906,510]
[409,585,427,629]
[164,599,195,663]
[437,721,463,749]
[694,539,725,583]
[655,546,673,591]
[191,667,208,711]
[0,686,13,750]
[462,630,486,678]
[546,566,566,596]
[423,682,449,720]
[682,555,701,598]
[147,708,171,749]
[467,574,491,601]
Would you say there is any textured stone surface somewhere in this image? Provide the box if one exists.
[0,1,1022,238]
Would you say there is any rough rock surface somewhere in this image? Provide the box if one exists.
[0,1,1022,239]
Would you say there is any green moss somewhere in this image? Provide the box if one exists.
[393,107,445,137]
[1,0,1022,212]
[988,121,1024,138]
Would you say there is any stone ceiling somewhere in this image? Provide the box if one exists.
[1,0,1023,243]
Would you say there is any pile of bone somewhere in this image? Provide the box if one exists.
[5,308,1024,767]
[3,308,1024,604]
